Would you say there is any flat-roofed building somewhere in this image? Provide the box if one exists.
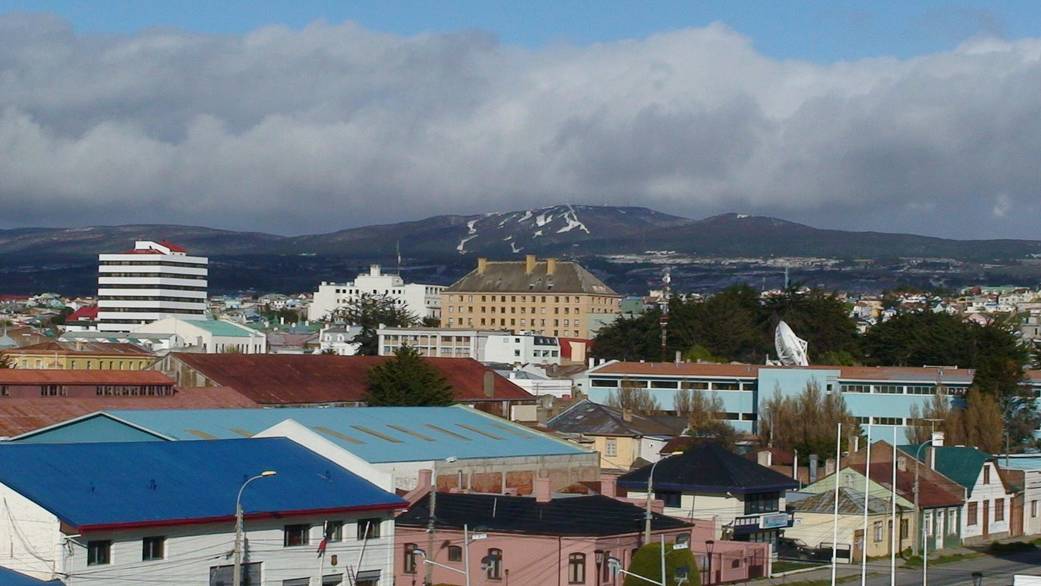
[441,255,620,338]
[308,264,444,322]
[578,361,1041,439]
[131,317,267,353]
[97,240,208,332]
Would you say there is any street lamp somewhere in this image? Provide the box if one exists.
[644,458,663,543]
[233,470,277,586]
[705,540,715,586]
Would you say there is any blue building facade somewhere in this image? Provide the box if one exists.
[578,362,1031,441]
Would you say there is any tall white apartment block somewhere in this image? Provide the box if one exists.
[308,264,444,322]
[97,240,208,332]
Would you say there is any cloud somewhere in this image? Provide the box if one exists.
[1,13,1041,237]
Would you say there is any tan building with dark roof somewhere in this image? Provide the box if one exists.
[1,341,155,370]
[441,255,620,338]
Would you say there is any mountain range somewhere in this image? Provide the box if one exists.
[4,204,1041,261]
[3,205,1041,295]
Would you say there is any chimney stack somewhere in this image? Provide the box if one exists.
[534,477,552,503]
[622,408,633,422]
[809,454,819,483]
[546,258,557,275]
[825,458,836,476]
[600,475,617,498]
[757,450,772,467]
[483,371,495,397]
[417,469,433,492]
[674,351,682,365]
[477,257,488,275]
[525,254,537,275]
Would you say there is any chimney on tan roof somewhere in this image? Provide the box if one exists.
[525,254,537,275]
[622,408,633,422]
[477,257,488,275]
[546,258,557,275]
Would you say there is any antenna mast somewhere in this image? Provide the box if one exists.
[659,268,672,361]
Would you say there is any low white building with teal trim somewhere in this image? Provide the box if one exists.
[577,361,1041,441]
[131,317,267,353]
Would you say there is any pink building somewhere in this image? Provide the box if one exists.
[394,477,769,585]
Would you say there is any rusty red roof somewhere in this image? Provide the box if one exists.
[848,462,964,508]
[593,361,761,378]
[0,369,173,385]
[0,387,257,437]
[6,341,153,356]
[67,306,99,322]
[169,353,534,405]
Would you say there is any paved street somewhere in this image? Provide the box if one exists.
[760,549,1041,586]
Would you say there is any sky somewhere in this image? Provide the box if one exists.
[1,2,1040,238]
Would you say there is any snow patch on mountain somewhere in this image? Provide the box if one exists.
[535,213,553,227]
[457,234,477,254]
[466,219,479,235]
[510,242,523,253]
[518,210,533,223]
[556,206,590,234]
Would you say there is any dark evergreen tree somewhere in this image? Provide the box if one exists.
[365,346,455,406]
[333,293,419,355]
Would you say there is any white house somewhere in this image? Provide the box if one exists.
[0,438,402,586]
[319,324,363,355]
[377,327,561,364]
[483,333,561,365]
[132,317,267,354]
[308,265,443,322]
[998,455,1041,537]
[908,446,1015,543]
[97,240,208,332]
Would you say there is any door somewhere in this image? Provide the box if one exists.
[1012,495,1025,537]
[983,500,990,537]
[853,529,865,563]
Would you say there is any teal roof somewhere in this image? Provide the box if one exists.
[18,406,589,463]
[191,320,258,338]
[901,444,990,495]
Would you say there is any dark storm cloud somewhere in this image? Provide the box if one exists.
[1,15,1040,237]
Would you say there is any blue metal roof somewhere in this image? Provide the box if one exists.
[0,437,403,531]
[0,567,63,585]
[26,406,588,463]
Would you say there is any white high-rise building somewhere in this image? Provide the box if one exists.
[307,264,444,322]
[97,240,208,332]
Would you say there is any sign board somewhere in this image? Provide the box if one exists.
[470,533,488,541]
[760,513,790,529]
[1014,576,1041,586]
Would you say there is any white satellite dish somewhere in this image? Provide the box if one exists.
[775,320,810,366]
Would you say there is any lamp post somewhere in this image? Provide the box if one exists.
[426,456,458,586]
[705,540,714,586]
[645,458,663,544]
[414,525,473,586]
[233,470,277,586]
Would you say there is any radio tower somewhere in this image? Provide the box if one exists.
[659,268,672,361]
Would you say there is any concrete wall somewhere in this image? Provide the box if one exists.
[381,453,600,493]
[0,481,63,580]
[61,513,395,586]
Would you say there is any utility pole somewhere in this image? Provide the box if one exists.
[659,269,671,361]
[644,459,662,544]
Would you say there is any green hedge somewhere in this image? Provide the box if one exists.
[625,543,700,586]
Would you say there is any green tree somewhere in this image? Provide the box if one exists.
[364,346,455,406]
[764,288,860,362]
[591,313,663,361]
[682,285,766,363]
[624,543,700,586]
[861,312,974,367]
[333,293,419,355]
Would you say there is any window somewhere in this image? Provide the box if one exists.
[142,536,165,561]
[324,520,344,542]
[486,548,503,580]
[1032,500,1037,519]
[357,518,381,540]
[284,524,310,547]
[675,533,690,548]
[712,382,739,391]
[283,580,309,586]
[655,491,682,508]
[984,466,991,484]
[88,540,111,566]
[404,543,418,574]
[968,502,978,526]
[744,492,780,515]
[448,545,463,562]
[210,562,261,586]
[568,553,586,584]
[995,498,1005,522]
[605,438,617,457]
[900,518,909,539]
[873,521,883,542]
[322,575,343,586]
